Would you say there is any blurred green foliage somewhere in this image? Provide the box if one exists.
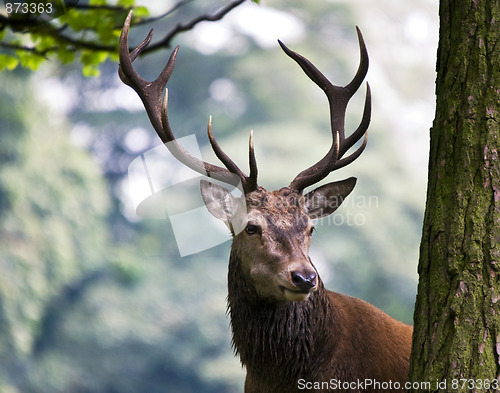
[0,0,261,75]
[0,0,433,392]
[0,0,143,75]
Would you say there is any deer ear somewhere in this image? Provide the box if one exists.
[200,180,236,223]
[304,177,357,219]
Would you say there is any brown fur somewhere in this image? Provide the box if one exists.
[226,188,413,393]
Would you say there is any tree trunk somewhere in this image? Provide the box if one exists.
[408,0,500,391]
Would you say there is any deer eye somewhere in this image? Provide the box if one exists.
[245,224,260,235]
[309,226,315,236]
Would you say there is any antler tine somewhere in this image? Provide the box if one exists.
[119,11,179,143]
[247,130,258,191]
[119,11,258,192]
[281,27,371,193]
[345,27,370,96]
[334,83,371,166]
[207,118,258,192]
[207,116,245,179]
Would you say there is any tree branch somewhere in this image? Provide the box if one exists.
[73,3,130,12]
[135,0,195,25]
[0,41,53,57]
[134,0,245,53]
[0,0,247,62]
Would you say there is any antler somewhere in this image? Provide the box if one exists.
[118,11,258,193]
[279,27,371,193]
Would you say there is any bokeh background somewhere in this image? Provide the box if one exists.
[0,0,437,391]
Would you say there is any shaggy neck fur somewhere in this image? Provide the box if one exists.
[227,248,337,387]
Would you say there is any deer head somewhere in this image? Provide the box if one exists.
[119,11,370,302]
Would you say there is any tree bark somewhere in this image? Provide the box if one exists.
[408,0,500,391]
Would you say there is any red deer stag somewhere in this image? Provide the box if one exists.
[119,12,413,393]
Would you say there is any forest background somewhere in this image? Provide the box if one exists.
[0,0,437,392]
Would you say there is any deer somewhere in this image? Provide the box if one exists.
[118,11,413,393]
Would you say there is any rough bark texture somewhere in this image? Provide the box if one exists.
[408,0,499,391]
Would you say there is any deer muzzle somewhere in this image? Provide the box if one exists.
[280,268,318,301]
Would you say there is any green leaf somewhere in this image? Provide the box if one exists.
[81,50,108,66]
[33,34,56,52]
[16,51,45,71]
[59,9,87,31]
[82,64,100,77]
[0,55,19,71]
[109,52,119,62]
[80,50,108,76]
[118,0,135,7]
[133,6,149,18]
[57,47,76,64]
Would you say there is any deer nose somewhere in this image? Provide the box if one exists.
[291,270,317,291]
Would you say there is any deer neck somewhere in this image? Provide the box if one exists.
[227,248,338,384]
